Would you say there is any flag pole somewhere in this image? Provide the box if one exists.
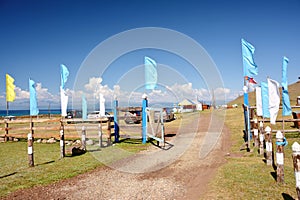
[243,77,251,151]
[6,101,8,116]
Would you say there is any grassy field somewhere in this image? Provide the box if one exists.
[0,137,151,197]
[1,108,300,199]
[201,108,300,199]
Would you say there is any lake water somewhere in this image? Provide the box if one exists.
[0,109,61,117]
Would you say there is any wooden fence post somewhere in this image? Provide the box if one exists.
[4,119,8,142]
[27,133,34,167]
[292,142,300,199]
[107,120,111,145]
[265,126,272,165]
[259,121,264,155]
[275,131,285,183]
[98,123,102,147]
[60,122,65,158]
[253,118,259,147]
[81,126,86,151]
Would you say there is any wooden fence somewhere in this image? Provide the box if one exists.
[0,117,113,142]
[247,105,300,133]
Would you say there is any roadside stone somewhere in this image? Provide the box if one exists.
[36,139,42,143]
[86,139,94,145]
[65,141,73,146]
[74,140,81,145]
[13,138,19,142]
[42,139,47,144]
[47,138,56,144]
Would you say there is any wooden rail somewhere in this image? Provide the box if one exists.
[0,117,113,141]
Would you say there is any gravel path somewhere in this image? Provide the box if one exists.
[2,112,231,200]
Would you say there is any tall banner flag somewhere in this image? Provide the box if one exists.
[255,86,262,117]
[241,39,258,77]
[99,93,105,117]
[241,39,258,147]
[268,78,280,124]
[61,64,69,89]
[60,64,69,117]
[29,79,39,116]
[6,74,16,102]
[82,95,87,120]
[261,82,270,118]
[282,57,291,116]
[145,56,157,90]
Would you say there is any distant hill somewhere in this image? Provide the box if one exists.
[228,81,300,106]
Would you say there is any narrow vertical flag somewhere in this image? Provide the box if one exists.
[145,56,157,90]
[29,79,39,116]
[255,86,262,117]
[241,39,258,77]
[261,82,270,118]
[6,74,16,102]
[61,64,69,89]
[268,78,280,124]
[282,57,291,116]
[60,87,68,117]
[60,64,69,117]
[99,93,105,117]
[82,95,87,120]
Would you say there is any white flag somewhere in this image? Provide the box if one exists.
[60,87,68,117]
[99,93,105,117]
[255,86,262,117]
[268,78,280,124]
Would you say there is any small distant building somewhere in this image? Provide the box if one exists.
[178,99,196,113]
[178,99,207,112]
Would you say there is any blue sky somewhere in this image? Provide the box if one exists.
[0,0,299,110]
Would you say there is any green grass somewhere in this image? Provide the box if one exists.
[0,138,150,197]
[201,108,299,199]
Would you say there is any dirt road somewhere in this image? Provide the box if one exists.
[2,112,231,199]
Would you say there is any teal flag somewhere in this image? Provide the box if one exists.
[261,81,270,118]
[282,57,291,116]
[29,79,39,116]
[145,56,157,90]
[82,95,87,120]
[241,39,258,77]
[60,64,69,89]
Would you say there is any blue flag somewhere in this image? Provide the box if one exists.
[282,56,291,116]
[241,39,258,77]
[82,95,87,120]
[29,79,39,116]
[145,56,157,90]
[261,81,270,118]
[60,64,69,89]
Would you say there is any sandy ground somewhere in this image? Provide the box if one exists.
[2,112,231,200]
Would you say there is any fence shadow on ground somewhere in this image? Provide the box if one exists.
[36,160,55,166]
[0,172,17,179]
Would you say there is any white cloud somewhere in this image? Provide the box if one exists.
[15,86,29,99]
[0,76,238,110]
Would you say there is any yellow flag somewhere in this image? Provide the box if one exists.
[6,74,16,102]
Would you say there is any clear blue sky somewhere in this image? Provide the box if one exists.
[0,0,299,109]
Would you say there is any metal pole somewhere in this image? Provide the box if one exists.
[113,99,119,143]
[142,95,148,144]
